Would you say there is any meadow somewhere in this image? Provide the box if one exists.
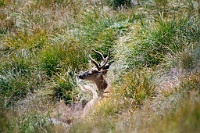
[0,0,199,132]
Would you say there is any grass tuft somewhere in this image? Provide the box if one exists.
[52,71,78,104]
[117,69,155,105]
[0,0,199,132]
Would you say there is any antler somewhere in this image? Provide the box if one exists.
[90,50,110,70]
[92,49,104,60]
[99,50,110,69]
[89,55,100,70]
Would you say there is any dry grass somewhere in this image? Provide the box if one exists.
[0,0,200,132]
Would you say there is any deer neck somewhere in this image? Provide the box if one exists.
[93,75,108,92]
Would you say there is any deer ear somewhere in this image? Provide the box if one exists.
[108,60,114,66]
[103,60,114,70]
[100,69,108,75]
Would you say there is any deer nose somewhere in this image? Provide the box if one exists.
[79,72,88,79]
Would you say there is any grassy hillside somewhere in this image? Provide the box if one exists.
[0,0,199,132]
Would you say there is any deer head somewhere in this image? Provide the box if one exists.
[78,49,113,91]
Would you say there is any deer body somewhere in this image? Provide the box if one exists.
[78,50,113,117]
[79,84,99,118]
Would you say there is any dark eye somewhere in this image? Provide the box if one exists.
[93,70,99,73]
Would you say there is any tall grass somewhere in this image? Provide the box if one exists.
[125,15,200,68]
[142,72,200,133]
[117,69,155,105]
[17,113,52,133]
[0,0,200,132]
[0,101,11,132]
[52,70,78,104]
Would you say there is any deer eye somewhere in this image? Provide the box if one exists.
[88,71,92,75]
[93,70,99,73]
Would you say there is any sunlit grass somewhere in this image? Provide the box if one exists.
[0,0,199,132]
[143,72,200,133]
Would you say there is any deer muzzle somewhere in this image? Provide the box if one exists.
[78,71,89,79]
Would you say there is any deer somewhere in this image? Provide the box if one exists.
[78,49,114,117]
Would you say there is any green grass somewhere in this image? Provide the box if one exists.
[17,113,52,133]
[145,72,200,133]
[117,69,155,105]
[0,0,200,132]
[124,15,200,68]
[52,70,78,104]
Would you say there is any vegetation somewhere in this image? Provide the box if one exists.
[0,0,199,132]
